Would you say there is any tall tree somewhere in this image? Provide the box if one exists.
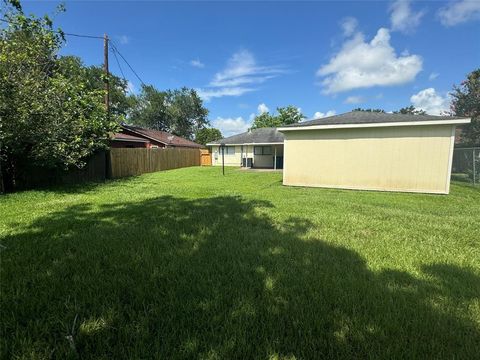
[393,106,427,115]
[276,106,305,125]
[195,128,222,145]
[58,56,130,119]
[251,112,279,129]
[251,105,304,129]
[166,87,209,139]
[450,69,480,145]
[0,1,117,190]
[127,85,170,131]
[127,85,209,139]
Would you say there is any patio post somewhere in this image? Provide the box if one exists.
[221,143,225,176]
[274,146,277,170]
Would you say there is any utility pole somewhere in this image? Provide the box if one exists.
[103,34,110,115]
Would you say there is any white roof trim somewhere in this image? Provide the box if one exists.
[206,142,284,146]
[278,118,471,131]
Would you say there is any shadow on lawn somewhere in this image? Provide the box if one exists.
[2,196,479,359]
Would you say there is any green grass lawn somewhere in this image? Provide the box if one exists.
[1,166,479,359]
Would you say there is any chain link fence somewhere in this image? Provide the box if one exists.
[451,147,480,186]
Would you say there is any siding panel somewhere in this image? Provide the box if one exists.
[282,125,455,194]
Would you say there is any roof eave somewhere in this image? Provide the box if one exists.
[207,142,284,146]
[112,138,149,143]
[120,125,170,145]
[278,118,471,131]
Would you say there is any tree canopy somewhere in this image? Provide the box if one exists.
[127,85,209,140]
[450,68,480,145]
[195,128,222,146]
[393,106,427,115]
[251,105,305,129]
[0,1,117,190]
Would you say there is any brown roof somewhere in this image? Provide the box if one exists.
[112,132,150,142]
[121,124,204,148]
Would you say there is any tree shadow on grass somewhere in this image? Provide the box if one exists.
[1,196,479,359]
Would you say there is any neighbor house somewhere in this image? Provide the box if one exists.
[207,127,284,169]
[112,124,204,149]
[278,111,471,194]
[111,132,151,148]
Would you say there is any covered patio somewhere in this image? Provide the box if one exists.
[207,128,284,169]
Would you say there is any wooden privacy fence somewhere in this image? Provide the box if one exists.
[6,148,203,191]
[12,151,107,190]
[109,147,201,178]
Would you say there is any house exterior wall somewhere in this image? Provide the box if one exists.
[211,145,242,166]
[282,124,455,194]
[211,145,284,168]
[253,145,284,168]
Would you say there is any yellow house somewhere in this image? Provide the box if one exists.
[207,128,284,169]
[278,111,471,194]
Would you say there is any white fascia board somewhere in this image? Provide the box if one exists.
[278,118,471,132]
[206,142,284,146]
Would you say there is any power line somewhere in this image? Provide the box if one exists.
[110,41,146,87]
[110,45,132,95]
[63,32,103,40]
[0,18,103,39]
[2,17,147,87]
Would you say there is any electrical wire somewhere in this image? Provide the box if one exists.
[110,45,134,95]
[2,17,147,87]
[110,41,146,87]
[0,18,104,39]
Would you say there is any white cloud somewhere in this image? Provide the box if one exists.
[210,49,285,87]
[313,110,336,119]
[211,116,251,137]
[118,35,130,45]
[438,0,480,26]
[197,50,285,101]
[257,103,269,114]
[317,28,422,94]
[196,87,254,102]
[428,72,439,81]
[344,95,365,104]
[389,0,425,33]
[190,59,205,68]
[410,88,450,115]
[340,17,358,37]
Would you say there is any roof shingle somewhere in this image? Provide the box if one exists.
[281,111,468,128]
[113,132,149,142]
[121,124,204,148]
[209,127,284,145]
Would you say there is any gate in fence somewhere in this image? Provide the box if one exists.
[451,147,480,186]
[200,149,212,166]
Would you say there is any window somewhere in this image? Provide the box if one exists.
[254,146,272,155]
[222,146,235,155]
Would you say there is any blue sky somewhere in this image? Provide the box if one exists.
[21,1,480,136]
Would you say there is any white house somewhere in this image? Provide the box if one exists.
[207,128,284,169]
